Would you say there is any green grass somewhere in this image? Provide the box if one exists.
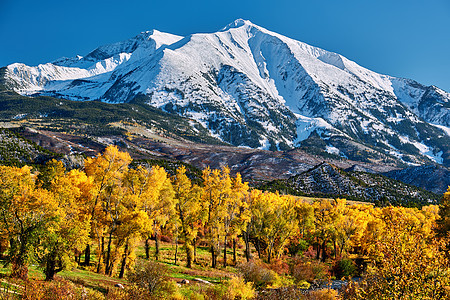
[0,261,44,280]
[0,238,255,297]
[59,268,127,294]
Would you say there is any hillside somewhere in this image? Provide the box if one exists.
[384,165,450,195]
[260,162,440,206]
[0,127,61,167]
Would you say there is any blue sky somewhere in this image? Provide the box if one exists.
[1,0,449,91]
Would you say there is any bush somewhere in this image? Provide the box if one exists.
[226,276,255,300]
[306,289,338,300]
[297,280,311,289]
[290,258,329,283]
[333,258,356,279]
[239,260,280,289]
[22,279,87,300]
[256,286,304,300]
[267,259,290,276]
[126,259,176,298]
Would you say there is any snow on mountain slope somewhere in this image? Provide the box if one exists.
[5,30,182,95]
[3,19,450,166]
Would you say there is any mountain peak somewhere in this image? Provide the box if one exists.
[221,18,256,31]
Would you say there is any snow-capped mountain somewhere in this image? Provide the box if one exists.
[3,19,450,166]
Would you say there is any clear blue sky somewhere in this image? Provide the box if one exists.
[1,0,449,91]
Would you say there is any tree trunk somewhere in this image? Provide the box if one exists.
[119,241,129,279]
[256,239,262,259]
[96,237,104,273]
[185,240,193,268]
[211,245,216,268]
[84,244,91,266]
[193,238,197,263]
[321,240,327,262]
[105,233,114,275]
[155,232,160,261]
[223,235,228,267]
[10,237,29,280]
[108,262,114,276]
[243,232,251,262]
[174,236,178,265]
[44,249,62,281]
[233,239,237,264]
[145,237,150,260]
[315,239,321,260]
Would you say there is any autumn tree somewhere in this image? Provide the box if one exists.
[202,167,231,268]
[262,194,298,263]
[344,205,449,299]
[225,173,250,266]
[436,187,450,255]
[172,166,204,268]
[125,165,175,261]
[312,199,342,261]
[0,166,59,280]
[244,190,298,263]
[84,145,132,268]
[37,161,92,280]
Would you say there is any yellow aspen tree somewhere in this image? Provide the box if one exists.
[0,166,59,280]
[172,166,205,268]
[202,167,231,268]
[227,173,250,266]
[345,206,450,299]
[84,145,132,268]
[312,199,341,262]
[126,165,175,261]
[39,162,92,280]
[263,193,298,263]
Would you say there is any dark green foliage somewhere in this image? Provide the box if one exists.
[258,179,304,196]
[0,127,62,168]
[287,239,309,257]
[0,90,225,145]
[333,258,357,278]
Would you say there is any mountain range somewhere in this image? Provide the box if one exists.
[2,19,450,171]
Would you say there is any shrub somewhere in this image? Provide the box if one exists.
[306,288,338,300]
[267,259,289,275]
[84,288,106,300]
[22,279,86,300]
[290,258,329,283]
[126,259,176,298]
[226,276,255,300]
[200,277,255,300]
[297,280,311,289]
[333,258,356,279]
[256,286,304,300]
[238,260,279,289]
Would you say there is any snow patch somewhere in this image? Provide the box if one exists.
[294,115,334,143]
[325,145,340,155]
[431,123,450,137]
